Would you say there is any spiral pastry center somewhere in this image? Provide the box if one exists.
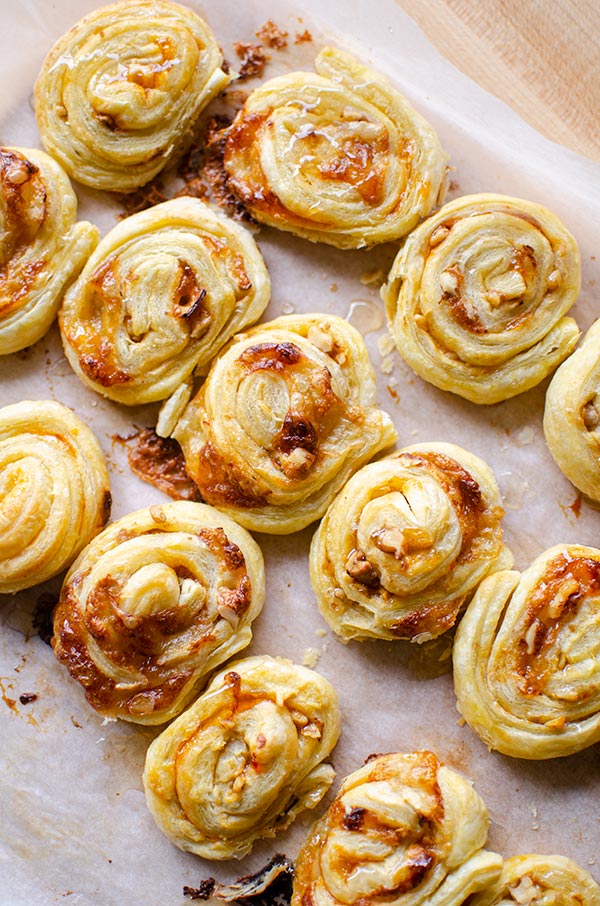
[356,479,461,596]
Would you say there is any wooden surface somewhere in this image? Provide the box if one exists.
[396,0,600,163]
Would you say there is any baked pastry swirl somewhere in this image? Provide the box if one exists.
[0,147,98,356]
[0,400,110,595]
[544,318,600,502]
[143,655,340,859]
[59,198,270,405]
[173,314,397,533]
[310,443,511,642]
[382,194,581,404]
[52,501,264,724]
[469,854,600,906]
[223,47,447,249]
[292,751,502,906]
[34,0,229,192]
[453,544,600,759]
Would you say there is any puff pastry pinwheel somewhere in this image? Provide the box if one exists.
[173,314,397,533]
[0,147,98,356]
[59,198,270,405]
[0,400,110,595]
[382,194,581,404]
[292,751,502,906]
[223,47,447,249]
[34,0,229,193]
[143,655,341,859]
[52,501,264,724]
[544,318,600,502]
[469,854,600,906]
[453,544,600,759]
[310,442,512,643]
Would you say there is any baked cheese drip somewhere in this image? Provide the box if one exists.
[453,545,600,759]
[59,198,270,405]
[173,314,397,533]
[0,147,98,355]
[382,194,581,404]
[310,443,512,642]
[223,47,447,249]
[52,501,264,724]
[470,854,600,906]
[544,318,600,502]
[34,0,229,193]
[0,400,110,594]
[292,752,502,906]
[143,655,341,859]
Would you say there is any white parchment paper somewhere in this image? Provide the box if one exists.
[1,0,600,903]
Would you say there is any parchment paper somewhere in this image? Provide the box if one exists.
[1,0,599,903]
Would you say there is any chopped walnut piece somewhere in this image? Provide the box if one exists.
[440,269,459,295]
[547,269,563,291]
[508,875,538,906]
[372,527,406,559]
[429,224,450,247]
[345,549,379,586]
[582,399,599,430]
[307,325,334,353]
[301,719,323,739]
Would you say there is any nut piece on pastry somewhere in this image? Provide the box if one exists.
[223,47,447,249]
[453,544,600,759]
[59,198,270,405]
[52,501,265,724]
[0,147,98,356]
[382,193,581,404]
[173,314,398,533]
[544,318,600,502]
[310,442,512,643]
[292,751,502,906]
[34,0,229,193]
[469,853,600,906]
[143,655,341,859]
[0,400,110,594]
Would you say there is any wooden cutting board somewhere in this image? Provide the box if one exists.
[396,0,600,163]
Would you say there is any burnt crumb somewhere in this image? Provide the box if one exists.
[256,20,288,49]
[294,29,313,44]
[191,855,294,905]
[222,57,231,75]
[19,692,38,705]
[33,592,58,646]
[176,115,250,221]
[113,178,167,218]
[102,490,112,526]
[120,428,202,502]
[184,880,216,901]
[364,752,386,764]
[233,42,270,80]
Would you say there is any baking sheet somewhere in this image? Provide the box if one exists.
[1,0,600,903]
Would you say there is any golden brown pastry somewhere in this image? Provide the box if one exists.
[52,501,264,724]
[469,854,600,906]
[310,442,512,642]
[0,147,98,355]
[34,0,229,192]
[453,544,600,759]
[544,318,600,502]
[0,400,110,594]
[292,751,502,906]
[143,655,340,859]
[59,198,270,405]
[173,314,397,533]
[223,47,447,249]
[382,194,581,404]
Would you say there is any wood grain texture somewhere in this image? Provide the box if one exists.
[396,0,600,162]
